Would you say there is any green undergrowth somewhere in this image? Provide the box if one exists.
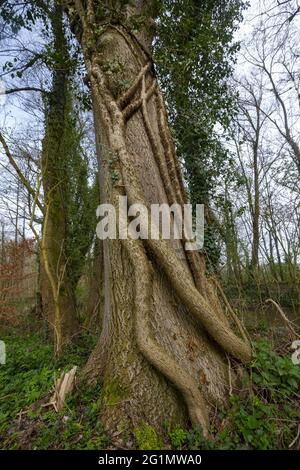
[1,324,299,450]
[168,339,300,450]
[0,326,104,449]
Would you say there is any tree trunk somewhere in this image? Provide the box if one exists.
[41,2,79,354]
[84,238,103,330]
[251,134,260,272]
[65,0,251,443]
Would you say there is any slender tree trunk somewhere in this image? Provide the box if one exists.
[251,137,260,272]
[85,238,103,330]
[66,0,251,442]
[41,2,79,354]
[15,179,20,244]
[1,223,5,264]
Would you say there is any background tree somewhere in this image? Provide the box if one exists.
[0,0,98,353]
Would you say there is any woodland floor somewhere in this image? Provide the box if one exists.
[0,312,300,450]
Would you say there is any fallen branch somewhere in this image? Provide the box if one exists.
[50,366,78,412]
[266,298,300,339]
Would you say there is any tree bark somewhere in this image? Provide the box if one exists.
[65,0,251,443]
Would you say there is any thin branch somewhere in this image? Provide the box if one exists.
[0,87,45,96]
[0,132,44,213]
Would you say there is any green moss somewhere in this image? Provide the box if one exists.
[134,424,163,450]
[169,427,188,449]
[100,379,129,406]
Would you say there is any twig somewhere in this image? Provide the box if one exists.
[213,277,251,343]
[227,355,233,396]
[289,423,300,448]
[266,298,300,339]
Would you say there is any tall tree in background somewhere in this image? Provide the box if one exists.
[235,77,266,273]
[65,0,251,440]
[0,1,98,354]
[40,1,80,352]
[155,0,246,270]
[40,1,98,353]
